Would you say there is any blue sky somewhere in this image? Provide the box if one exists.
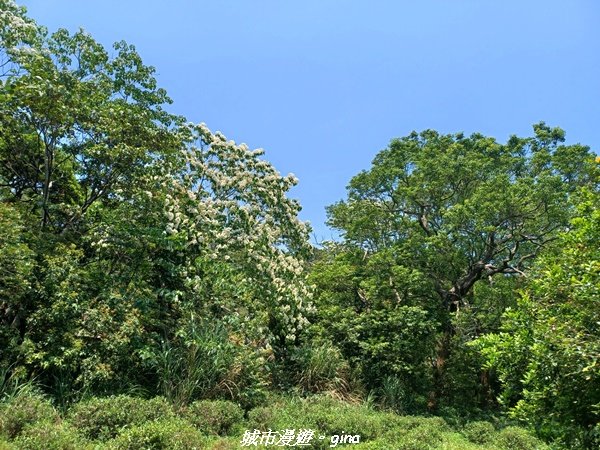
[20,0,600,242]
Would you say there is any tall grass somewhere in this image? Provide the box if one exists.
[0,365,38,402]
[152,317,260,407]
[290,343,354,400]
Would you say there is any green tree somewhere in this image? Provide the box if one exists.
[0,203,33,366]
[0,23,177,231]
[308,243,437,412]
[477,190,600,448]
[0,4,181,395]
[318,125,598,408]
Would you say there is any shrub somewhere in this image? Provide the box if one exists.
[246,405,274,430]
[67,395,174,441]
[381,417,449,450]
[245,396,551,450]
[204,437,241,450]
[351,438,393,449]
[0,394,58,439]
[496,426,548,450]
[395,426,444,450]
[183,400,244,436]
[462,420,497,445]
[109,418,208,449]
[247,396,408,450]
[313,402,396,440]
[0,439,14,450]
[13,421,92,450]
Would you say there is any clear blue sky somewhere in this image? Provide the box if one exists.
[19,0,600,242]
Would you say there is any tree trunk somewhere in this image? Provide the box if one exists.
[428,325,453,411]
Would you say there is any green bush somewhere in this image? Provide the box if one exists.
[13,421,92,450]
[477,200,600,449]
[204,437,241,450]
[109,418,208,449]
[247,396,409,449]
[396,426,444,450]
[314,403,400,441]
[496,426,548,450]
[67,395,174,441]
[461,420,497,445]
[351,438,393,449]
[0,394,59,439]
[183,400,244,436]
[0,439,14,450]
[380,416,449,450]
[246,396,484,450]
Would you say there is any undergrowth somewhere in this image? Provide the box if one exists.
[0,392,552,449]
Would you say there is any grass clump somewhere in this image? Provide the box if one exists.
[290,344,352,396]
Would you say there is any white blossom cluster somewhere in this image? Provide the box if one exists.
[0,0,38,54]
[162,123,314,344]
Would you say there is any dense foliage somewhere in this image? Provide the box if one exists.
[477,192,600,448]
[312,125,598,411]
[1,2,598,448]
[0,0,311,407]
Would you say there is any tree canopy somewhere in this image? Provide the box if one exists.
[327,125,597,311]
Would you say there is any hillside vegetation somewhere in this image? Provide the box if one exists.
[1,1,598,448]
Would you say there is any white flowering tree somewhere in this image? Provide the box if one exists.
[88,121,315,345]
[167,123,313,343]
[81,122,314,405]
